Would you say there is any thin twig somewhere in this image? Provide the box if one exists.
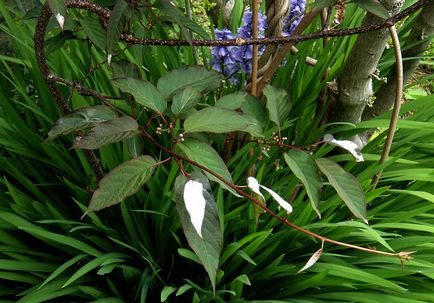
[251,0,260,96]
[370,25,403,189]
[141,128,403,258]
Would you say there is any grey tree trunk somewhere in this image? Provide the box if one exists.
[362,0,434,121]
[331,0,404,124]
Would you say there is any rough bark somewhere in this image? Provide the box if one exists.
[362,0,434,121]
[330,0,404,124]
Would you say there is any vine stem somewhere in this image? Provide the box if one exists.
[141,128,404,258]
[370,25,403,189]
[251,0,260,96]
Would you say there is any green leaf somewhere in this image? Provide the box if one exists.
[161,286,177,302]
[112,78,167,114]
[184,107,262,137]
[215,93,247,110]
[156,0,210,40]
[47,0,66,29]
[171,86,202,116]
[316,158,367,223]
[72,116,139,150]
[157,66,220,99]
[106,0,128,58]
[313,0,339,9]
[79,15,106,51]
[263,85,291,128]
[284,151,322,218]
[47,106,117,141]
[87,155,156,212]
[45,30,77,53]
[175,173,222,293]
[176,138,239,196]
[354,0,391,19]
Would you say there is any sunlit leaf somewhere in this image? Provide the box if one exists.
[47,106,117,141]
[72,116,139,150]
[112,78,167,114]
[175,173,222,293]
[316,158,368,223]
[87,155,156,212]
[284,150,322,218]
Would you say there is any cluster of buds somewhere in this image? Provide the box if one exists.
[178,133,185,142]
[271,132,288,146]
[156,124,163,135]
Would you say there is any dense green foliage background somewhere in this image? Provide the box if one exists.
[0,0,433,302]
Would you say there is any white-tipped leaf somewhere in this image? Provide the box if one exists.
[183,180,206,238]
[259,184,293,214]
[247,177,265,200]
[55,13,65,30]
[298,248,323,273]
[324,134,364,162]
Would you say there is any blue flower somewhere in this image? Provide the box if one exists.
[211,28,239,82]
[234,9,267,74]
[283,0,306,36]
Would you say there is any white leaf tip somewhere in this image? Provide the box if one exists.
[184,180,206,238]
[55,13,65,30]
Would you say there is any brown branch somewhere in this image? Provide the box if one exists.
[370,25,403,189]
[140,128,406,258]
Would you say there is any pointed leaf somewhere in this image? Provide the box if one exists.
[88,155,156,212]
[247,177,265,200]
[284,150,322,218]
[184,107,262,137]
[298,248,323,273]
[112,78,167,114]
[184,180,207,238]
[47,106,117,141]
[171,86,202,116]
[72,116,139,150]
[316,158,367,223]
[79,15,106,51]
[47,0,66,29]
[215,93,247,110]
[259,184,293,214]
[106,0,128,57]
[156,0,210,40]
[263,85,291,128]
[175,173,222,293]
[176,138,240,197]
[324,134,364,162]
[354,0,391,19]
[157,66,220,99]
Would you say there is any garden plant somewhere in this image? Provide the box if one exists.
[0,0,434,302]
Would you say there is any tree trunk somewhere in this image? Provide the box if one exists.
[330,0,404,124]
[362,0,434,121]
